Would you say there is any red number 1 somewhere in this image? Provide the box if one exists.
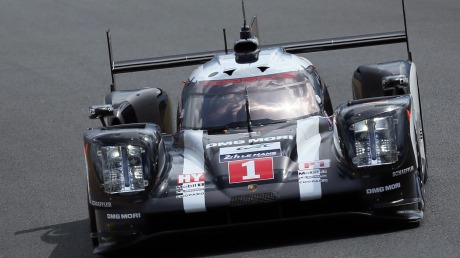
[228,158,274,184]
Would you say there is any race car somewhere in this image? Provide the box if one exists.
[83,1,427,254]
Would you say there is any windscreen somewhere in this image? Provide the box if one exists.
[182,71,320,130]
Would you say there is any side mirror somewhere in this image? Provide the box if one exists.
[89,104,114,127]
[382,75,409,95]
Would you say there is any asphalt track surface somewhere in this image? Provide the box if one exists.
[1,0,459,257]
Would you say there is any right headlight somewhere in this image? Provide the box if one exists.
[101,145,148,194]
[351,115,398,167]
[84,123,164,196]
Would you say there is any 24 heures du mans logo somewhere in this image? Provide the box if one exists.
[219,142,281,162]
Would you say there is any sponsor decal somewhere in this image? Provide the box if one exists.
[176,174,205,199]
[91,200,112,208]
[366,182,401,194]
[299,179,329,183]
[221,151,279,162]
[176,182,205,197]
[176,191,205,199]
[298,159,330,170]
[296,117,323,201]
[219,142,281,162]
[299,169,328,178]
[206,135,293,149]
[298,169,328,184]
[177,173,205,184]
[107,213,141,220]
[297,159,329,184]
[228,157,274,184]
[392,166,415,177]
[176,183,205,190]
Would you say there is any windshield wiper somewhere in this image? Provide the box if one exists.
[244,86,253,133]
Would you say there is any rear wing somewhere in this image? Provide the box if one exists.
[107,0,412,91]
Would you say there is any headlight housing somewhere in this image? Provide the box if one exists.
[84,123,164,196]
[333,95,412,171]
[351,115,397,167]
[100,145,148,194]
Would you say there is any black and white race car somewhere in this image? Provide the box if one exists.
[84,1,427,254]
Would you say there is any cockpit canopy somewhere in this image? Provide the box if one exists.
[181,71,320,130]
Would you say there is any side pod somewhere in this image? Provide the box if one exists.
[350,60,426,182]
[103,88,174,133]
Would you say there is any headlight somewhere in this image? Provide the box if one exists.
[333,96,411,170]
[350,115,397,167]
[101,145,148,194]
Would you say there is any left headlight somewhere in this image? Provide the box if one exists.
[333,96,412,171]
[351,115,398,167]
[100,145,148,194]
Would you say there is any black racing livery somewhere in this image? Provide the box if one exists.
[84,1,427,254]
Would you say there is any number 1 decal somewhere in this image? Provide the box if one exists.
[228,157,274,184]
[242,160,260,180]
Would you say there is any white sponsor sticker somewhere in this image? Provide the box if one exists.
[298,160,331,170]
[220,142,281,155]
[181,130,206,213]
[296,116,323,201]
[206,135,293,148]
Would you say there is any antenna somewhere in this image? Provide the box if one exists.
[239,0,251,39]
[223,28,228,54]
[242,0,247,27]
[250,16,259,39]
[402,0,412,61]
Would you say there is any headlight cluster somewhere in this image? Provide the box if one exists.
[100,145,148,194]
[333,96,411,170]
[350,115,397,167]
